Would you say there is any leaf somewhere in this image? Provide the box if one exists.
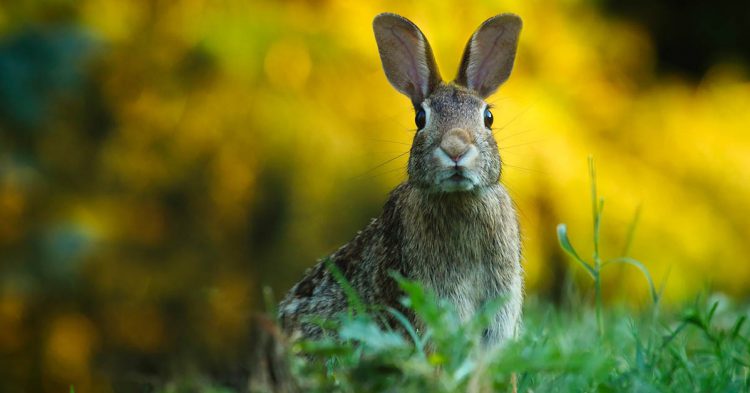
[326,258,367,314]
[660,320,688,348]
[391,272,446,327]
[621,204,642,257]
[452,357,477,384]
[601,257,659,304]
[557,224,595,278]
[296,338,353,357]
[706,300,720,325]
[385,306,426,358]
[731,315,746,339]
[339,317,408,352]
[634,336,646,371]
[469,295,508,335]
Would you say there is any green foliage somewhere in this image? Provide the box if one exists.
[279,281,750,392]
[2,1,750,391]
[259,161,750,392]
[557,157,659,337]
[292,276,508,392]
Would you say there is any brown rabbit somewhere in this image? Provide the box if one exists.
[278,13,523,346]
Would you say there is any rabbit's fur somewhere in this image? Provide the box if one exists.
[279,13,523,346]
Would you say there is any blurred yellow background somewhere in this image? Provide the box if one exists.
[0,0,749,391]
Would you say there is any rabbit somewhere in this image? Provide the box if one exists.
[278,12,523,347]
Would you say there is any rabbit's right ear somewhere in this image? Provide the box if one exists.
[455,14,522,98]
[373,13,441,106]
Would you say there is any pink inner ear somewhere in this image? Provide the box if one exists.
[470,25,507,93]
[374,13,442,102]
[384,25,427,97]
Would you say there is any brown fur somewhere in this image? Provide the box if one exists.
[278,13,523,346]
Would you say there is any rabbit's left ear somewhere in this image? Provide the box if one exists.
[455,14,522,98]
[373,13,442,106]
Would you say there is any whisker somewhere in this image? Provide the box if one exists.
[366,138,411,146]
[350,150,410,180]
[502,162,549,175]
[354,150,410,157]
[487,97,512,105]
[493,106,531,136]
[499,139,545,150]
[346,151,409,164]
[361,165,408,181]
[497,128,534,142]
[501,184,530,222]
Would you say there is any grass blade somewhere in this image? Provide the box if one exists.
[557,224,595,278]
[588,156,601,261]
[385,306,426,358]
[621,204,642,257]
[325,258,366,314]
[602,257,659,304]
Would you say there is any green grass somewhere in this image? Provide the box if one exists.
[254,159,748,392]
[164,161,750,392]
[166,291,750,392]
[557,156,660,338]
[283,283,749,392]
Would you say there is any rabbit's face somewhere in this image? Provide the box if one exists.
[373,12,521,192]
[408,84,501,193]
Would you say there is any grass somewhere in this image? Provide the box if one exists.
[557,156,660,338]
[282,285,749,392]
[163,161,750,392]
[166,290,750,392]
[273,159,749,392]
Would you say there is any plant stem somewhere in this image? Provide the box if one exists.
[594,271,604,337]
[589,156,605,338]
[589,157,599,259]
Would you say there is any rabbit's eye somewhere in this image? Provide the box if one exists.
[484,107,494,128]
[415,108,426,130]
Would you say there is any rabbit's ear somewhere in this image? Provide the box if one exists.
[373,13,442,106]
[455,14,522,98]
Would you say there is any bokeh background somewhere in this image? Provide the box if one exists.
[0,0,748,391]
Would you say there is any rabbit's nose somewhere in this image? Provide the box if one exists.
[440,128,473,162]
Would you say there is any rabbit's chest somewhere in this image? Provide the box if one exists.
[399,185,521,322]
[405,224,515,321]
[441,264,496,321]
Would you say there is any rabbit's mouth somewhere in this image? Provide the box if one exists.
[435,169,478,192]
[449,173,465,182]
